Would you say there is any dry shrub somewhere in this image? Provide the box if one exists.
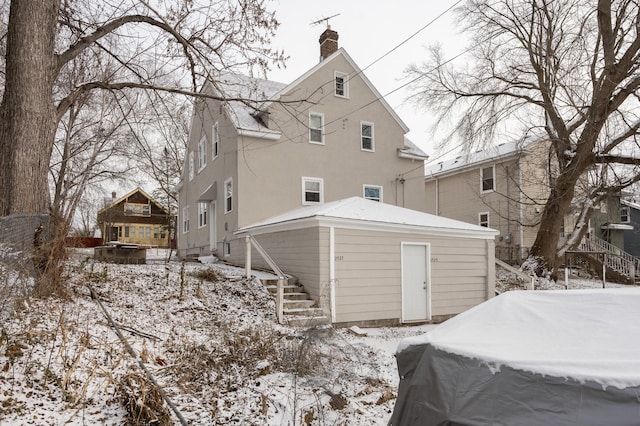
[191,268,224,283]
[118,371,172,426]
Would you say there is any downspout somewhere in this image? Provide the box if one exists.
[519,164,525,259]
[329,226,336,322]
[435,178,440,215]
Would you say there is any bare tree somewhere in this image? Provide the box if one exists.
[408,0,640,277]
[0,0,284,290]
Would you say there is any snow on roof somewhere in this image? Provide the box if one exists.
[400,136,429,159]
[239,197,498,238]
[425,138,536,179]
[398,288,640,390]
[212,73,286,135]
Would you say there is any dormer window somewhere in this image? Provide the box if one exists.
[335,71,349,97]
[124,202,151,217]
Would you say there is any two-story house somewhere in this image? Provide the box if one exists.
[177,29,500,326]
[177,28,428,260]
[424,138,575,264]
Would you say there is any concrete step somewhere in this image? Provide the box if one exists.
[285,315,331,327]
[261,276,298,286]
[283,307,326,316]
[281,292,310,301]
[265,285,305,294]
[283,299,316,310]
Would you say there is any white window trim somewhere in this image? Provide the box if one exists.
[182,206,190,234]
[188,151,194,181]
[212,122,219,160]
[198,136,207,171]
[302,176,324,205]
[309,112,325,145]
[479,212,490,227]
[198,202,208,228]
[481,165,495,193]
[224,177,233,214]
[363,184,383,202]
[334,71,349,98]
[361,121,375,152]
[621,206,631,223]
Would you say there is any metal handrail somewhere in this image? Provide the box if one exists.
[244,235,286,323]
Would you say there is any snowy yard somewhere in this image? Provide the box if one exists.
[0,248,435,425]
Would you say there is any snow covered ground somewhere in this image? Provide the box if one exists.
[0,249,631,425]
[0,248,435,425]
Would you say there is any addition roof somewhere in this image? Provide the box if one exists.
[238,196,498,239]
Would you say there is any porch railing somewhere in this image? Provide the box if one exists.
[578,234,638,282]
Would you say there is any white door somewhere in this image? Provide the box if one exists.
[402,243,430,322]
[209,201,217,252]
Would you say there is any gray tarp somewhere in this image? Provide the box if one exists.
[389,342,640,426]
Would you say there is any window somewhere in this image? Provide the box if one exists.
[224,178,233,213]
[198,202,208,228]
[364,185,382,202]
[154,227,160,239]
[198,136,207,170]
[302,177,323,204]
[145,227,151,239]
[124,203,151,217]
[621,206,630,223]
[212,122,220,160]
[124,226,130,238]
[309,112,324,144]
[481,166,495,192]
[479,212,490,227]
[188,151,194,181]
[335,71,348,97]
[361,122,374,151]
[223,241,231,256]
[182,206,190,233]
[559,217,565,237]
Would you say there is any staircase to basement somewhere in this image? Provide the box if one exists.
[260,275,331,327]
[575,234,640,284]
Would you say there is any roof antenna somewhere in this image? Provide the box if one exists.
[310,13,340,28]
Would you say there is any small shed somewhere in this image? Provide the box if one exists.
[237,197,498,326]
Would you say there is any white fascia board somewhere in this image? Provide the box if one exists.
[237,128,281,140]
[398,150,429,161]
[237,215,499,240]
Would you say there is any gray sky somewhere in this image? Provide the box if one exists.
[267,0,466,161]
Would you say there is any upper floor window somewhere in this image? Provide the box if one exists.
[361,122,374,151]
[182,206,190,233]
[335,71,349,97]
[481,166,495,193]
[364,185,382,202]
[198,202,208,228]
[198,136,207,171]
[224,178,233,213]
[309,112,324,144]
[479,212,490,227]
[212,122,219,160]
[302,177,323,205]
[124,202,151,217]
[621,206,630,223]
[188,151,194,181]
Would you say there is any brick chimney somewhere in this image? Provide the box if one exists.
[111,191,116,199]
[319,27,339,61]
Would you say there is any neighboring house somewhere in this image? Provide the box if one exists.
[621,199,640,257]
[238,197,498,325]
[424,138,575,264]
[97,188,172,248]
[177,28,428,260]
[591,193,633,250]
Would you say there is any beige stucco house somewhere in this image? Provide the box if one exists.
[424,138,573,263]
[177,28,428,260]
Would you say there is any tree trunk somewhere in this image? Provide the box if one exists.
[0,0,59,216]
